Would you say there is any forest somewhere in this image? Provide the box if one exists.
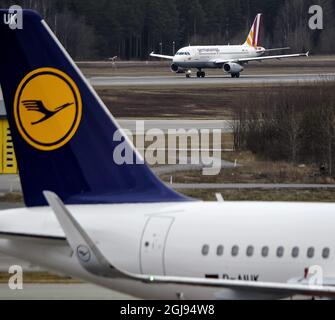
[0,0,334,59]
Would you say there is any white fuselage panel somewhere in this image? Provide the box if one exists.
[0,201,334,299]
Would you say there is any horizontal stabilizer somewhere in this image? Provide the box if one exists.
[264,47,291,52]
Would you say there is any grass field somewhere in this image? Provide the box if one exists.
[160,152,333,185]
[180,189,335,202]
[0,273,80,284]
[96,83,334,120]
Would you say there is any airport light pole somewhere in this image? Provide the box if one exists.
[159,42,163,55]
[173,41,175,55]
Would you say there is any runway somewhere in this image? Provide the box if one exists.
[90,73,335,87]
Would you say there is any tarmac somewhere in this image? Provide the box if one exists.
[89,73,335,87]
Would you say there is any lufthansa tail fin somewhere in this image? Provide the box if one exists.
[244,13,263,47]
[0,10,190,207]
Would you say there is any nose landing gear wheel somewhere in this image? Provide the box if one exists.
[186,70,192,78]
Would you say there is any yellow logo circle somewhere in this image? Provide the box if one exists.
[14,68,82,151]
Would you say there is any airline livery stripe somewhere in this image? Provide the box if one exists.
[255,14,262,46]
[252,20,256,46]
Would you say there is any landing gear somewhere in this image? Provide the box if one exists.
[197,70,206,78]
[231,73,240,78]
[186,70,192,78]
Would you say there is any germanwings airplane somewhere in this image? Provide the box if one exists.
[0,10,334,300]
[150,14,309,78]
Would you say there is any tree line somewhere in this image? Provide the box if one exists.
[0,0,335,59]
[232,82,335,176]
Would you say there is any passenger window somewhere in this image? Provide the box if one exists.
[307,247,315,259]
[323,248,330,259]
[277,246,284,258]
[231,245,239,257]
[217,245,224,256]
[202,245,210,256]
[262,246,269,257]
[292,247,299,258]
[246,246,254,257]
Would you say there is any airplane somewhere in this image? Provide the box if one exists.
[150,13,309,78]
[0,9,334,300]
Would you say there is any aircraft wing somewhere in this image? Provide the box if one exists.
[129,274,335,298]
[44,191,335,299]
[264,47,290,52]
[150,52,174,60]
[214,52,309,65]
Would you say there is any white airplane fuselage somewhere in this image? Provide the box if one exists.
[151,13,309,77]
[1,201,334,300]
[172,45,265,69]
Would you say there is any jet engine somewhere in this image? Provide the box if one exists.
[170,63,185,74]
[223,63,244,74]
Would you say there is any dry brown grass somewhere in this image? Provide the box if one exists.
[96,83,335,120]
[0,272,80,284]
[97,86,238,119]
[160,151,331,184]
[180,189,335,202]
[0,193,23,203]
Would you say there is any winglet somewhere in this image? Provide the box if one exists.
[43,191,125,279]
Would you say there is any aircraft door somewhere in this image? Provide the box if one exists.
[140,217,174,275]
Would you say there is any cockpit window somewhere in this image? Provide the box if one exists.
[176,52,190,56]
